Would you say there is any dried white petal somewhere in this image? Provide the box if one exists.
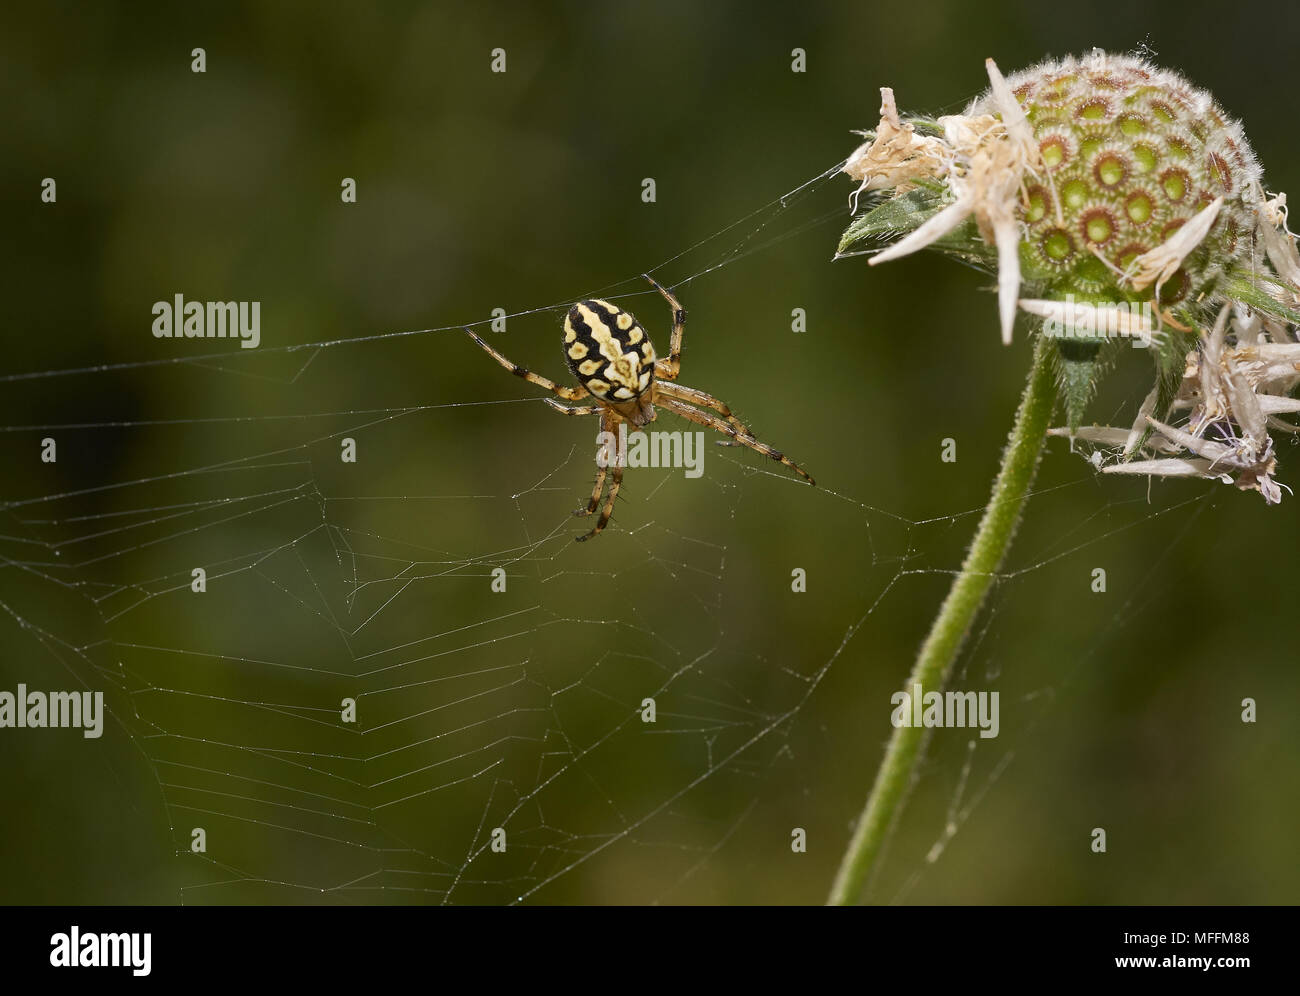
[985,58,1034,155]
[1129,197,1223,293]
[1255,343,1300,363]
[1047,426,1129,446]
[1103,457,1222,480]
[843,87,950,212]
[1258,191,1300,289]
[993,212,1021,344]
[1223,360,1267,442]
[1144,415,1235,463]
[1019,298,1157,342]
[1259,395,1300,414]
[1127,385,1159,457]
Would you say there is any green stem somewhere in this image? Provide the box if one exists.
[827,334,1057,906]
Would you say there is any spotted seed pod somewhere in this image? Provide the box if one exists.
[839,50,1300,436]
[840,51,1300,498]
[972,52,1262,305]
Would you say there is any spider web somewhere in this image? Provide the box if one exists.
[0,156,1289,906]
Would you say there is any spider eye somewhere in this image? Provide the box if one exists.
[563,300,656,400]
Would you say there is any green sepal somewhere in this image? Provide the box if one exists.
[1049,335,1117,431]
[1218,270,1300,326]
[837,187,946,257]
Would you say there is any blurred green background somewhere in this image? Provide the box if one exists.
[2,0,1297,905]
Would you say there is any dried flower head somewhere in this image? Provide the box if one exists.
[839,49,1300,503]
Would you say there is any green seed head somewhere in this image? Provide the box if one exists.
[839,52,1300,501]
[970,52,1261,304]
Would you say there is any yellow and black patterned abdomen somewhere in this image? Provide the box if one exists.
[563,299,657,402]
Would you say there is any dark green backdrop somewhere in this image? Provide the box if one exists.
[1,1,1296,904]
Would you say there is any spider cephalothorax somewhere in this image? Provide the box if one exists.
[465,275,813,540]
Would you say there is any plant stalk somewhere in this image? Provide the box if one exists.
[827,334,1056,905]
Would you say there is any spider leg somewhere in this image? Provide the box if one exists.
[574,408,613,519]
[578,460,623,541]
[576,410,623,539]
[576,461,608,517]
[543,398,602,416]
[464,328,590,401]
[653,380,751,442]
[643,274,685,381]
[657,396,815,485]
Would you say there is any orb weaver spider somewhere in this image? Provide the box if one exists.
[464,275,815,541]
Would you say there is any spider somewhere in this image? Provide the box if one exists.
[464,274,814,540]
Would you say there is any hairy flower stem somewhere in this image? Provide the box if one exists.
[827,334,1056,905]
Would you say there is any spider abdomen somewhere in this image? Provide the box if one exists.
[563,299,657,402]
